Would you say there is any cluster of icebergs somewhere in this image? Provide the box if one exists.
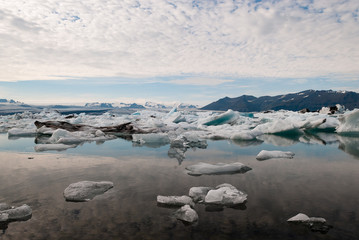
[157,183,248,223]
[1,106,359,161]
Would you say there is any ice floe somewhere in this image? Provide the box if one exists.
[204,183,247,206]
[174,205,198,223]
[34,143,77,152]
[189,187,213,202]
[0,204,32,223]
[256,150,295,161]
[63,181,114,202]
[157,195,195,207]
[185,162,252,176]
[287,213,332,233]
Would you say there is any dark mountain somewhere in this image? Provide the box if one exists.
[202,90,359,112]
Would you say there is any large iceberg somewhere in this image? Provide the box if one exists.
[185,162,252,176]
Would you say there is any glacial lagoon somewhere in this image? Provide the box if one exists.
[0,131,359,240]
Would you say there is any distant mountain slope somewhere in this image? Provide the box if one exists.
[202,90,359,112]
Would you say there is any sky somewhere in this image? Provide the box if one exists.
[0,0,358,106]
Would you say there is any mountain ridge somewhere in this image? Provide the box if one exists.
[201,90,359,112]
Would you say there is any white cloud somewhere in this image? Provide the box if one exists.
[0,0,358,82]
[168,77,234,85]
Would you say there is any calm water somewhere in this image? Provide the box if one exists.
[0,133,358,240]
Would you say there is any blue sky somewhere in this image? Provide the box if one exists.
[0,0,358,106]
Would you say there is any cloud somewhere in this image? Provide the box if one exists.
[168,77,234,86]
[0,0,358,82]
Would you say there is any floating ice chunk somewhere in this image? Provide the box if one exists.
[34,144,77,152]
[0,204,32,222]
[63,181,114,202]
[174,205,198,223]
[185,162,252,176]
[174,133,208,148]
[287,213,331,233]
[287,213,310,222]
[132,133,170,147]
[36,126,55,135]
[157,195,195,207]
[204,183,247,206]
[164,111,186,124]
[189,187,213,202]
[230,130,261,141]
[8,127,36,137]
[200,110,238,126]
[253,119,300,134]
[256,150,295,160]
[336,109,359,134]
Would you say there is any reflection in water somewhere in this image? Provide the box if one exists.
[338,136,359,159]
[0,139,358,239]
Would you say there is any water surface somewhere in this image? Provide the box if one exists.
[0,133,358,240]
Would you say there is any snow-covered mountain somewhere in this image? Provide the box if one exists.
[202,90,359,112]
[0,99,25,105]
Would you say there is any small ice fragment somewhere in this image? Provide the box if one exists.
[174,205,198,223]
[185,162,251,176]
[204,183,247,206]
[256,150,295,161]
[287,213,331,233]
[34,144,77,152]
[287,213,310,222]
[63,181,114,202]
[0,204,32,221]
[189,187,213,202]
[157,195,195,207]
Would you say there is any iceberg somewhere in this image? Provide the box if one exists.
[174,205,198,223]
[63,181,114,202]
[287,213,332,233]
[204,183,247,206]
[200,110,238,126]
[189,187,213,202]
[0,204,32,222]
[8,127,36,137]
[157,195,195,207]
[34,144,77,152]
[132,133,170,148]
[185,162,252,176]
[336,109,359,134]
[256,150,295,161]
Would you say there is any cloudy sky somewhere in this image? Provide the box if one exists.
[0,0,358,106]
